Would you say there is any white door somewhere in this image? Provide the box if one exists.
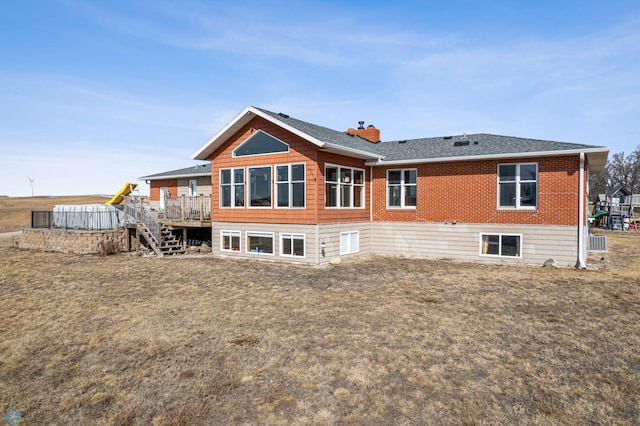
[160,186,169,210]
[189,179,197,196]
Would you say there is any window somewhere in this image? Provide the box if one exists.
[233,130,289,157]
[281,233,305,257]
[221,230,241,252]
[325,165,365,208]
[247,232,274,254]
[340,231,359,255]
[387,169,417,208]
[480,234,522,257]
[220,168,244,208]
[188,179,197,196]
[498,163,537,208]
[248,166,272,207]
[276,164,305,208]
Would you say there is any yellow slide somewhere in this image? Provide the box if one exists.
[106,182,138,205]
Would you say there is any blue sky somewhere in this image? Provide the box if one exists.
[1,0,639,196]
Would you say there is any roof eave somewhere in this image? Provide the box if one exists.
[364,147,610,168]
[192,106,326,160]
[321,142,385,161]
[138,172,211,180]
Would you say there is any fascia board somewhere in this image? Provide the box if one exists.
[321,142,385,160]
[138,172,211,180]
[365,147,610,167]
[192,106,326,160]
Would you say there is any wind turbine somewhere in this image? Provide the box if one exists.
[27,176,34,197]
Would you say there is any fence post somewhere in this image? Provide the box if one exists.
[181,196,185,222]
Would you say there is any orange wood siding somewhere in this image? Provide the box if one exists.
[371,156,581,226]
[149,179,178,201]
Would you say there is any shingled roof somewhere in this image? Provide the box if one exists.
[191,106,609,172]
[139,163,211,180]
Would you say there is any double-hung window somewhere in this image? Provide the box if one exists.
[498,163,537,209]
[276,164,305,208]
[325,165,364,208]
[281,233,305,257]
[220,168,244,207]
[387,169,417,208]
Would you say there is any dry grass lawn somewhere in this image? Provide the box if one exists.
[1,225,639,423]
[0,195,111,233]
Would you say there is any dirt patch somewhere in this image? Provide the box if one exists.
[1,232,639,424]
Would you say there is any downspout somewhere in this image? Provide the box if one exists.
[576,152,586,268]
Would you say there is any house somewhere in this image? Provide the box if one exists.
[140,163,211,211]
[150,105,610,266]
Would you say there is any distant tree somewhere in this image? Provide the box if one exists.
[589,146,640,201]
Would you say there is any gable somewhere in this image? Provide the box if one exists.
[232,130,289,157]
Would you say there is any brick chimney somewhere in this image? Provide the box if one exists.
[344,121,380,143]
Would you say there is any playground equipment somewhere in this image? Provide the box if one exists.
[590,185,638,231]
[106,182,138,206]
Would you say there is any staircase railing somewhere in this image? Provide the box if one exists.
[124,201,161,245]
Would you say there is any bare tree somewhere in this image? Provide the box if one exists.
[589,146,640,200]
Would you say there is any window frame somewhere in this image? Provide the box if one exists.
[324,163,365,209]
[275,163,306,209]
[188,179,198,196]
[280,233,305,258]
[220,230,241,252]
[219,167,245,208]
[497,162,538,210]
[247,165,273,208]
[340,230,360,255]
[386,168,417,209]
[246,231,275,255]
[479,233,523,257]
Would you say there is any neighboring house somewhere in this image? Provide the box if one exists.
[140,163,211,211]
[153,105,608,266]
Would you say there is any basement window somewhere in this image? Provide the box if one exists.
[247,232,274,255]
[480,233,522,257]
[221,230,241,252]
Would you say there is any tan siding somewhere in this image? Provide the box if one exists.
[317,222,371,262]
[371,222,578,266]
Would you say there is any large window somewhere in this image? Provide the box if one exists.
[248,166,272,207]
[387,169,417,208]
[233,130,289,157]
[221,230,241,252]
[325,165,365,208]
[480,234,522,257]
[276,164,305,208]
[220,168,244,208]
[498,163,537,209]
[247,232,274,254]
[281,233,305,257]
[340,231,360,255]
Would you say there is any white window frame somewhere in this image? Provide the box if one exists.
[324,164,365,209]
[220,230,241,252]
[248,165,272,209]
[232,130,290,158]
[386,168,417,209]
[479,233,523,257]
[497,163,538,209]
[246,231,275,255]
[275,163,306,209]
[188,179,198,196]
[340,231,360,255]
[219,167,245,208]
[280,233,305,258]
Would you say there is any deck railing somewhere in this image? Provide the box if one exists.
[163,195,211,222]
[124,201,161,244]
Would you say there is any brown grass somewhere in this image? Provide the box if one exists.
[1,203,639,423]
[0,195,111,233]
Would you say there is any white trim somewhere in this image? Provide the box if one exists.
[274,163,306,209]
[232,129,290,158]
[324,163,366,209]
[340,230,360,255]
[188,179,198,196]
[364,147,609,167]
[220,230,241,252]
[246,231,275,255]
[280,233,306,258]
[219,167,245,208]
[479,233,523,258]
[497,162,538,210]
[140,172,210,180]
[247,165,273,209]
[386,168,417,209]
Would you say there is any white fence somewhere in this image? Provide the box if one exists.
[52,205,123,230]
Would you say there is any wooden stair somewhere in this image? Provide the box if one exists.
[137,224,185,257]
